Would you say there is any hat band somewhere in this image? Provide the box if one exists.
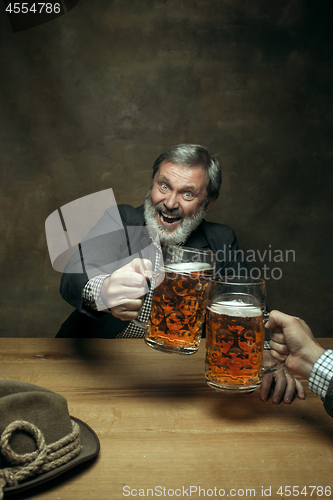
[0,419,81,498]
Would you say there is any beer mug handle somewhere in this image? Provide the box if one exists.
[131,266,154,331]
[261,311,285,375]
[133,319,149,331]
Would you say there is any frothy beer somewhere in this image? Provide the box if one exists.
[205,300,265,387]
[146,262,213,351]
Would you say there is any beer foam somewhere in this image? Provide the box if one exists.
[208,300,262,317]
[164,262,213,273]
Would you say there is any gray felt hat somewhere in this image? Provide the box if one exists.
[0,380,100,497]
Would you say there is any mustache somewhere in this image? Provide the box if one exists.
[155,203,184,218]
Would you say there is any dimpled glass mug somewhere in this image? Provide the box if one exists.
[205,277,283,392]
[135,245,216,355]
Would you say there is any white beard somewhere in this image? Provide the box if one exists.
[143,192,206,245]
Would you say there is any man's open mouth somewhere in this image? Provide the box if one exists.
[158,212,182,227]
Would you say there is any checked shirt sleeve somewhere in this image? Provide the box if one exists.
[82,275,111,312]
[308,349,333,399]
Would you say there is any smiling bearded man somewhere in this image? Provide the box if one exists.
[59,144,243,337]
[143,145,219,245]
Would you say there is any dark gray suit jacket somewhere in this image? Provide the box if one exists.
[324,377,333,418]
[57,204,248,338]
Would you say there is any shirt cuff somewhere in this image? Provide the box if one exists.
[308,349,333,399]
[82,275,110,311]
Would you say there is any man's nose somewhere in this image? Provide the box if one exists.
[164,192,179,210]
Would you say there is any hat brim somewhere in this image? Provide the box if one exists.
[3,416,100,496]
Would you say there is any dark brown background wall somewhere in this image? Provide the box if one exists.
[1,0,332,337]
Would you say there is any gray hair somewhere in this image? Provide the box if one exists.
[152,144,222,201]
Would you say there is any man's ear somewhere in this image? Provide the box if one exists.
[205,197,215,212]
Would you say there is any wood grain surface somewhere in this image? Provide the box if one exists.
[0,339,332,500]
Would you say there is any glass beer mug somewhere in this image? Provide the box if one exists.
[135,245,216,355]
[205,277,283,392]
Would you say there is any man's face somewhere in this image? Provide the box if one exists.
[144,161,213,245]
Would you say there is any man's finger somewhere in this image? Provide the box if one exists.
[119,298,144,311]
[260,372,274,402]
[116,285,148,301]
[295,378,306,400]
[281,370,297,404]
[130,258,153,278]
[265,310,298,331]
[269,337,290,355]
[269,348,288,363]
[271,367,289,404]
[110,299,143,320]
[270,332,286,344]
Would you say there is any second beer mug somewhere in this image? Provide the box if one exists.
[205,277,283,392]
[135,245,216,355]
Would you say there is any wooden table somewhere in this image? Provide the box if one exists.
[1,339,333,500]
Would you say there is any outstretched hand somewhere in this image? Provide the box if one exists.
[267,310,325,380]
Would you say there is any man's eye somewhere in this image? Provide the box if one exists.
[160,184,168,190]
[183,192,193,199]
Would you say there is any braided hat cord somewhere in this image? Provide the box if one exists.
[0,420,81,499]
